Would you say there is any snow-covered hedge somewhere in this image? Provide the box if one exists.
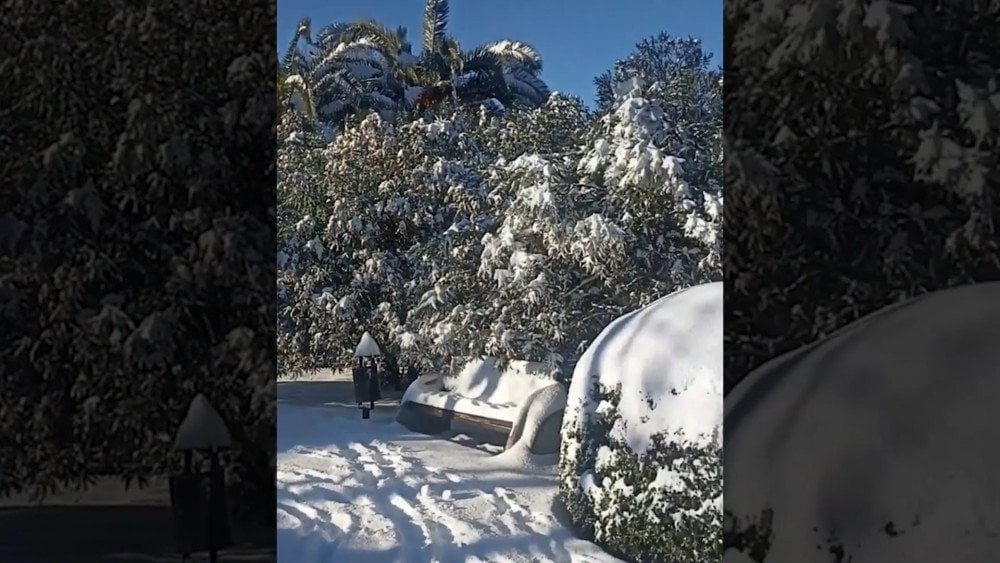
[725,283,1000,562]
[559,282,723,562]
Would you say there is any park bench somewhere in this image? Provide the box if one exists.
[395,359,567,454]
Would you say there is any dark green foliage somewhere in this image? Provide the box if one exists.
[594,34,719,114]
[560,383,722,562]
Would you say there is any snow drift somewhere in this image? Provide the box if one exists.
[560,281,723,562]
[563,281,723,456]
[725,282,1000,562]
[399,357,566,453]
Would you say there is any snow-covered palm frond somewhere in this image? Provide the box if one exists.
[317,70,364,103]
[442,36,462,70]
[504,67,550,106]
[315,22,354,49]
[340,19,406,55]
[310,48,346,78]
[296,18,311,39]
[332,39,391,81]
[403,85,426,108]
[458,48,507,92]
[362,91,398,111]
[485,40,543,73]
[422,0,450,55]
[461,47,503,72]
[282,19,309,69]
[481,97,506,116]
[453,71,477,88]
[282,74,316,120]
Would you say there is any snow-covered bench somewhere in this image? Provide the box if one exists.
[396,358,567,454]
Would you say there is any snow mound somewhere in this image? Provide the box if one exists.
[442,357,556,406]
[173,394,231,451]
[726,282,1000,562]
[354,331,381,357]
[566,282,723,454]
[504,382,567,454]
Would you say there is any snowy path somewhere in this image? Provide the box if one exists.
[277,392,621,562]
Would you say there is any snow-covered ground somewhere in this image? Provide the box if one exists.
[277,377,622,562]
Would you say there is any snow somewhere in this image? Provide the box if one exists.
[725,282,1000,562]
[277,401,622,562]
[409,390,522,423]
[408,357,556,409]
[173,394,231,451]
[403,358,562,426]
[354,331,381,357]
[503,382,568,452]
[565,282,723,455]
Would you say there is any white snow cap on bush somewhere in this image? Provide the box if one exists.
[173,394,231,451]
[566,281,722,454]
[726,282,1000,562]
[354,331,381,357]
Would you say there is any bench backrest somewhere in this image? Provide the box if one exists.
[443,358,556,405]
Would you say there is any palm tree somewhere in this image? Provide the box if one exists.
[407,0,551,111]
[280,18,404,127]
[280,0,552,127]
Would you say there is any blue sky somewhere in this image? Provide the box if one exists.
[277,0,722,108]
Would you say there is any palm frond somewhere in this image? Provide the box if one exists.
[296,18,312,40]
[340,19,404,54]
[396,26,411,53]
[282,74,316,120]
[282,18,312,70]
[315,22,353,48]
[504,67,550,106]
[422,0,449,56]
[331,39,391,74]
[460,47,504,74]
[363,91,398,111]
[485,40,543,73]
[442,36,462,71]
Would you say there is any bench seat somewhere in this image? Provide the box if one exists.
[395,359,568,453]
[411,391,521,424]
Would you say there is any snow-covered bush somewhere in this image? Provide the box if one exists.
[559,282,723,562]
[726,283,1000,562]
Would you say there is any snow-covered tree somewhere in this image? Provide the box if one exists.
[1,0,276,519]
[280,0,551,131]
[583,35,722,297]
[278,31,723,382]
[278,107,497,376]
[725,0,1000,393]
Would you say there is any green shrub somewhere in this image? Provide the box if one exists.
[560,382,722,562]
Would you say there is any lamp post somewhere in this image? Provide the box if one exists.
[353,331,382,419]
[170,394,233,563]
